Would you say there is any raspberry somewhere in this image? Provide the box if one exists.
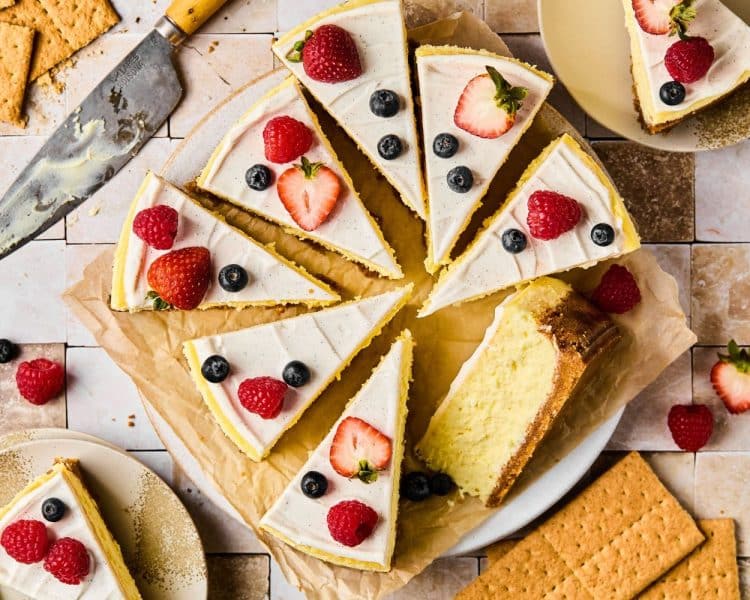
[301,24,362,83]
[0,520,49,564]
[665,37,715,84]
[237,376,287,419]
[668,404,713,452]
[16,358,64,405]
[526,191,582,240]
[263,116,313,164]
[132,204,179,250]
[44,537,90,585]
[590,264,642,314]
[327,500,378,547]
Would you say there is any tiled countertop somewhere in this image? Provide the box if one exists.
[1,0,749,598]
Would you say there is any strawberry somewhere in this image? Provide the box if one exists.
[710,340,750,414]
[277,157,340,231]
[0,520,48,564]
[329,417,392,483]
[237,376,287,419]
[132,204,178,250]
[327,500,378,547]
[454,66,528,139]
[526,190,581,241]
[665,36,714,83]
[632,0,681,35]
[44,538,90,585]
[667,404,713,451]
[16,358,64,405]
[263,115,313,164]
[590,264,642,314]
[146,246,211,310]
[286,25,362,83]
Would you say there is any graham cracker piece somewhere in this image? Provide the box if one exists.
[35,0,118,54]
[0,21,34,126]
[484,539,518,564]
[0,0,17,9]
[458,453,704,600]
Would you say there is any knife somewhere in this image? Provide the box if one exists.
[0,0,230,260]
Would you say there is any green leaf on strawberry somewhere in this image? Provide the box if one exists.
[486,66,528,118]
[718,339,750,373]
[286,30,313,62]
[669,0,697,40]
[146,290,171,311]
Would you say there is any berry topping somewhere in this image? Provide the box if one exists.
[710,340,750,414]
[327,500,378,547]
[238,376,287,419]
[526,190,582,240]
[0,520,48,564]
[282,360,311,388]
[447,166,473,193]
[146,246,211,311]
[329,416,392,483]
[659,81,686,105]
[218,264,249,292]
[369,89,400,117]
[44,537,90,585]
[454,66,528,139]
[245,164,273,191]
[501,229,527,254]
[288,25,362,83]
[201,355,230,383]
[429,472,456,496]
[665,37,714,84]
[0,338,18,364]
[400,472,431,502]
[132,205,179,250]
[41,498,66,523]
[16,358,64,405]
[590,223,616,247]
[377,134,402,160]
[433,133,459,158]
[667,404,713,451]
[277,157,341,231]
[591,264,642,314]
[263,116,313,164]
[631,0,684,35]
[301,471,328,498]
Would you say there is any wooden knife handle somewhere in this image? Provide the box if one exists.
[165,0,229,36]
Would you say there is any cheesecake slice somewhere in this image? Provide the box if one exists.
[183,285,412,461]
[0,459,141,599]
[419,134,640,317]
[273,0,426,220]
[260,330,413,571]
[416,45,554,272]
[111,171,339,312]
[623,0,750,133]
[416,278,621,507]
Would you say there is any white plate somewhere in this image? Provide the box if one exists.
[539,0,750,151]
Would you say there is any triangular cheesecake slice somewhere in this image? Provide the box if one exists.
[416,45,554,272]
[260,330,413,571]
[197,76,402,279]
[272,0,426,220]
[0,459,142,599]
[420,134,640,317]
[183,285,412,461]
[111,171,339,312]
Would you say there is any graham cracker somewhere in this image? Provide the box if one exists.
[0,0,17,9]
[459,453,704,600]
[484,538,518,564]
[0,21,34,126]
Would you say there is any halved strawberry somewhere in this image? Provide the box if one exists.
[454,66,528,139]
[277,156,340,231]
[711,340,750,414]
[329,417,392,483]
[632,0,679,35]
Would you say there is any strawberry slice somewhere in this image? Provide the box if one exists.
[329,417,392,483]
[632,0,678,35]
[277,156,340,231]
[454,66,528,139]
[711,340,750,414]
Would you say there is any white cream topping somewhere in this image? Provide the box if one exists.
[0,472,125,600]
[260,337,407,566]
[274,0,426,219]
[417,52,553,266]
[198,79,401,278]
[122,172,336,310]
[421,138,628,317]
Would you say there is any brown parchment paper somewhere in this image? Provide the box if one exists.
[63,11,696,600]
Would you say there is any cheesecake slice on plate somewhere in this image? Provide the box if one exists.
[419,134,640,317]
[183,285,412,461]
[260,330,413,571]
[416,45,554,272]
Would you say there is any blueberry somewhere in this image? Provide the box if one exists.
[369,89,400,118]
[429,473,455,496]
[282,360,310,388]
[301,471,328,498]
[377,135,403,160]
[201,355,230,383]
[401,472,431,502]
[590,223,615,247]
[41,498,66,522]
[245,164,273,191]
[659,81,685,106]
[218,264,249,292]
[433,133,459,158]
[446,166,473,193]
[501,229,527,254]
[0,339,17,364]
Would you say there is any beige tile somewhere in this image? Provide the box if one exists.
[647,244,691,320]
[127,450,175,486]
[269,558,305,599]
[739,558,750,598]
[402,0,483,28]
[277,0,340,31]
[485,0,537,33]
[207,555,269,600]
[64,244,114,346]
[0,78,66,136]
[385,557,478,599]
[641,451,695,514]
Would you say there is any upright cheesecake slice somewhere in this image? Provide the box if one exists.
[416,278,621,507]
[111,171,338,312]
[623,0,750,133]
[273,0,426,220]
[416,45,554,272]
[260,330,413,572]
[419,134,640,317]
[183,285,412,461]
[0,459,141,599]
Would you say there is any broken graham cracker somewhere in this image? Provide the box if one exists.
[459,453,704,600]
[0,21,34,127]
[0,0,17,9]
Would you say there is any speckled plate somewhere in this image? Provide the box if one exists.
[0,433,207,600]
[539,0,750,151]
